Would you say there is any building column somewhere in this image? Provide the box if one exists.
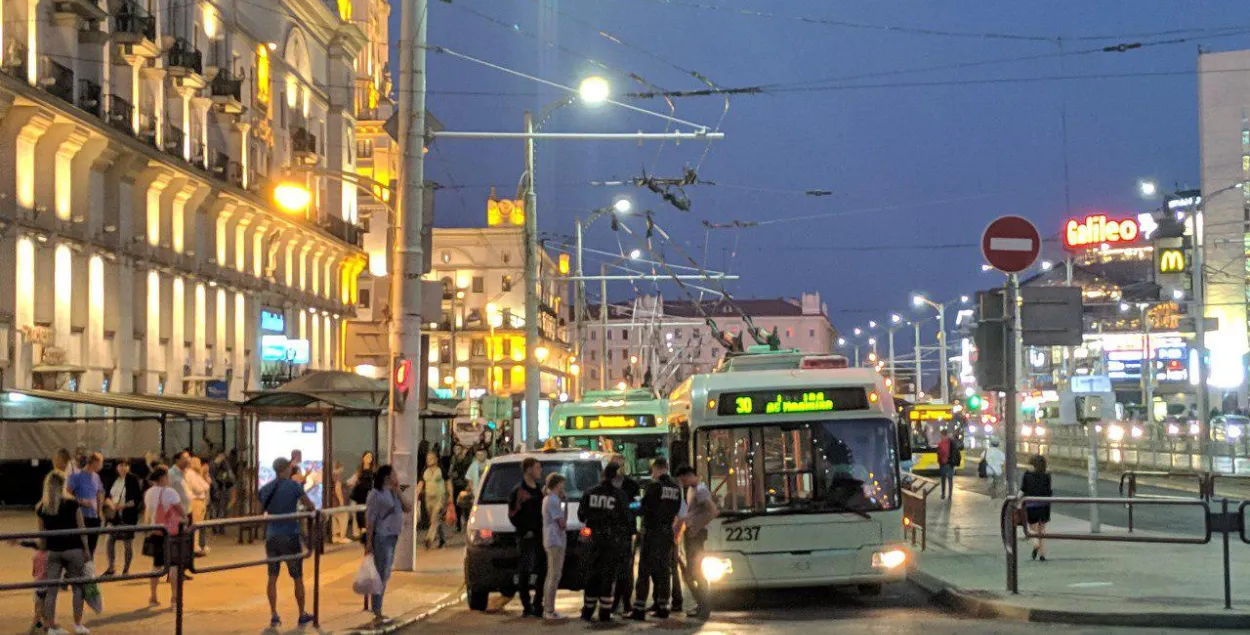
[12,236,35,389]
[53,128,91,222]
[323,313,334,369]
[114,261,135,393]
[84,254,105,390]
[194,282,207,377]
[144,269,162,393]
[52,243,72,363]
[231,291,250,400]
[214,286,227,377]
[144,172,174,248]
[310,309,321,370]
[170,277,187,393]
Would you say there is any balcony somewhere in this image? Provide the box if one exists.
[77,79,102,117]
[40,57,74,105]
[111,0,158,60]
[105,94,133,133]
[321,214,365,247]
[209,151,230,180]
[137,113,158,147]
[290,126,317,165]
[209,70,244,114]
[165,38,205,90]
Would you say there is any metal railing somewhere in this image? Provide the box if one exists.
[1118,470,1209,531]
[210,70,243,101]
[1000,496,1240,608]
[901,473,939,550]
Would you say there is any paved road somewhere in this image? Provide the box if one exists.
[399,582,1228,634]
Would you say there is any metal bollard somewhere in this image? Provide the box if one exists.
[313,513,322,628]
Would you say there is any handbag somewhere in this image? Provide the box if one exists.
[142,534,161,557]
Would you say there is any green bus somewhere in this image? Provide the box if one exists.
[549,389,671,480]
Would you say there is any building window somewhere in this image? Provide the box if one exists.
[693,329,701,339]
[1243,154,1249,173]
[607,350,613,361]
[620,329,629,341]
[590,331,596,341]
[589,350,597,362]
[472,276,484,293]
[358,288,371,309]
[502,338,512,357]
[1243,130,1249,147]
[607,330,613,341]
[357,139,374,158]
[470,368,486,387]
[471,338,486,358]
[502,275,512,291]
[809,328,816,338]
[590,368,598,381]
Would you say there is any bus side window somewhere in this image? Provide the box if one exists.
[670,418,691,470]
[896,418,912,461]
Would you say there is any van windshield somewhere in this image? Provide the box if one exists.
[477,460,603,505]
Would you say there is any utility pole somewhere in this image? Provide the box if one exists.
[1004,274,1020,498]
[392,0,427,571]
[600,262,608,390]
[938,303,949,403]
[522,112,540,449]
[1193,205,1211,471]
[888,326,897,388]
[574,218,584,399]
[1141,303,1154,423]
[913,321,923,401]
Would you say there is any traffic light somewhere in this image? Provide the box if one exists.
[392,358,414,412]
[974,290,1008,392]
[966,394,984,411]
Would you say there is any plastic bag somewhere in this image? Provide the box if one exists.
[352,556,384,596]
[443,504,457,527]
[82,562,103,614]
[31,551,48,581]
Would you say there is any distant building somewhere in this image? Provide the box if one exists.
[582,293,836,396]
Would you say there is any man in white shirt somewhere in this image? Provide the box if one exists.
[168,450,192,509]
[464,448,488,499]
[984,440,1007,498]
[675,466,717,620]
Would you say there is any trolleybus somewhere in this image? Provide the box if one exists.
[668,366,909,591]
[549,389,670,480]
[906,403,966,472]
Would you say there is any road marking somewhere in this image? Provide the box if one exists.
[989,237,1033,251]
[1067,582,1113,588]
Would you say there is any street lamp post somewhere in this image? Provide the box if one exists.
[913,320,923,401]
[913,295,950,403]
[888,314,903,389]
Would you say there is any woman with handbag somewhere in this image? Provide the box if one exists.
[1020,455,1053,562]
[143,467,186,606]
[36,470,90,635]
[364,465,412,623]
[103,460,143,576]
[414,451,454,550]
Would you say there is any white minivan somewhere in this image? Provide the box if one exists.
[463,449,608,611]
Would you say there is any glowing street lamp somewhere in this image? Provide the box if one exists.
[629,248,642,260]
[578,76,611,105]
[1138,178,1159,199]
[273,182,312,213]
[613,197,633,214]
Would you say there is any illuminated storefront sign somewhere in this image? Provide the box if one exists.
[717,388,868,416]
[1157,248,1187,274]
[1105,347,1189,382]
[909,406,955,422]
[563,414,657,430]
[1064,214,1140,250]
[260,309,285,333]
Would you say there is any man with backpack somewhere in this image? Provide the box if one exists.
[937,429,960,500]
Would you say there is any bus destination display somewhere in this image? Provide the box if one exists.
[718,388,868,416]
[565,414,657,430]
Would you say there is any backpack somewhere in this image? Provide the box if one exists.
[977,457,988,478]
[948,444,962,467]
[153,487,184,536]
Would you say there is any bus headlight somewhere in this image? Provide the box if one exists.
[701,556,733,582]
[872,549,907,569]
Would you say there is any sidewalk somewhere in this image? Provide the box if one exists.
[0,511,465,635]
[912,478,1250,628]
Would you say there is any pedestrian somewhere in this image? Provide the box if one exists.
[508,457,546,617]
[937,429,958,500]
[675,465,717,620]
[328,462,348,543]
[131,453,154,485]
[103,459,142,576]
[541,473,569,621]
[74,446,88,473]
[415,450,453,549]
[347,451,376,540]
[984,439,1006,498]
[143,467,184,607]
[167,450,191,512]
[36,471,90,635]
[67,452,105,558]
[290,449,305,485]
[449,445,473,531]
[578,463,629,623]
[53,448,73,475]
[628,458,682,621]
[257,457,316,629]
[464,448,487,500]
[185,456,211,556]
[1021,454,1053,562]
[608,454,641,615]
[365,464,412,623]
[209,452,235,532]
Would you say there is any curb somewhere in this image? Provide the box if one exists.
[910,569,1250,630]
[339,585,467,635]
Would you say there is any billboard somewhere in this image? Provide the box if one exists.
[257,420,324,509]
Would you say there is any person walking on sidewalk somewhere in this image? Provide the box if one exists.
[608,455,641,616]
[185,456,211,556]
[540,473,569,621]
[676,466,717,620]
[415,450,454,549]
[984,440,1006,498]
[68,452,105,559]
[347,451,376,540]
[37,470,91,635]
[143,467,184,607]
[508,457,547,617]
[257,457,316,629]
[365,464,412,623]
[103,460,142,576]
[1021,454,1053,562]
[936,429,958,500]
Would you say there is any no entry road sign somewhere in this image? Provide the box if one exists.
[982,215,1041,273]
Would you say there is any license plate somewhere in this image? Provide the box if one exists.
[724,526,760,542]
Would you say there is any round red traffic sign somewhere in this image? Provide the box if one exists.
[981,215,1041,273]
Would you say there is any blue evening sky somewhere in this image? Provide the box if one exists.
[405,0,1250,338]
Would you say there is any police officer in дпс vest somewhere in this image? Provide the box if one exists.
[577,462,631,623]
[628,458,683,621]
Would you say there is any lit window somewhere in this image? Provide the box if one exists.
[1243,130,1249,146]
[1243,155,1249,173]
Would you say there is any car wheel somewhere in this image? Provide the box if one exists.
[857,583,882,597]
[467,589,489,611]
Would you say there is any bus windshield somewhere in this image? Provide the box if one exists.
[696,418,899,515]
[556,434,668,480]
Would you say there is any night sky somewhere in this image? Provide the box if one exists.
[406,1,1250,344]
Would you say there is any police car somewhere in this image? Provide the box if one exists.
[463,449,609,611]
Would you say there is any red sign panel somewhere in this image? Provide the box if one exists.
[981,215,1040,273]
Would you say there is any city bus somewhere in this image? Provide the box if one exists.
[549,389,670,480]
[907,404,966,473]
[667,367,909,592]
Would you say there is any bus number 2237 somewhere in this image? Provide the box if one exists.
[724,526,761,542]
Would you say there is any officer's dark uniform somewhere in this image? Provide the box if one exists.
[610,471,641,614]
[578,466,630,622]
[629,471,682,620]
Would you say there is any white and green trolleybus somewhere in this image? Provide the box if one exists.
[549,388,671,480]
[668,366,910,592]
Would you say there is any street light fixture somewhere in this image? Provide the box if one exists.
[273,182,312,213]
[578,76,611,105]
[1138,178,1159,199]
[868,320,878,329]
[912,294,951,403]
[891,314,902,325]
[853,327,863,336]
[628,248,642,260]
[613,198,633,214]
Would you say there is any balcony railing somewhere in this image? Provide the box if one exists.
[164,125,184,157]
[112,0,156,41]
[106,94,133,133]
[43,58,74,105]
[322,214,364,247]
[77,79,102,117]
[210,70,243,105]
[166,38,203,75]
[291,127,317,155]
[137,113,157,147]
[209,151,230,179]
